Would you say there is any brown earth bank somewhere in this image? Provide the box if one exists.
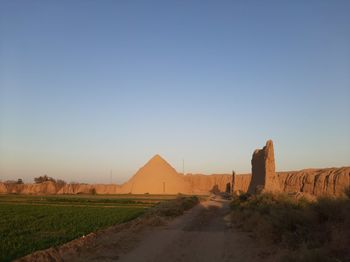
[1,155,349,197]
[1,168,348,197]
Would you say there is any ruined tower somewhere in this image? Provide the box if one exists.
[248,140,280,194]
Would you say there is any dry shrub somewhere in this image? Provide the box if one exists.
[284,245,336,262]
[180,196,199,210]
[344,186,350,199]
[230,192,350,261]
[151,196,199,217]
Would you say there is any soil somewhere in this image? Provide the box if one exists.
[17,197,283,262]
[118,197,281,262]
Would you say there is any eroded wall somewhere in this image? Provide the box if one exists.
[1,169,348,197]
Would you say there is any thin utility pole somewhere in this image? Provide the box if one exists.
[182,158,185,175]
[110,169,113,184]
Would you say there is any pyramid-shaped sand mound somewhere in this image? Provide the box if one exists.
[120,154,190,194]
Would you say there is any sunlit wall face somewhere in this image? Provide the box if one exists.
[0,1,349,184]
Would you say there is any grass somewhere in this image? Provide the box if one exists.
[0,194,177,204]
[0,194,199,262]
[230,191,350,262]
[0,194,165,262]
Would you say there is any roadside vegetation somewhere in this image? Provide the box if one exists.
[152,195,199,217]
[0,194,199,262]
[230,189,350,262]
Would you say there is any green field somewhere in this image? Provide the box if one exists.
[0,194,176,262]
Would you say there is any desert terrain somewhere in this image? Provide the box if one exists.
[1,149,349,197]
[1,140,349,262]
[2,1,349,261]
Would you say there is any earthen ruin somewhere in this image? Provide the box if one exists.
[1,141,349,196]
[248,140,281,194]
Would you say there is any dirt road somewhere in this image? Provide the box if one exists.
[117,198,276,262]
[18,198,280,262]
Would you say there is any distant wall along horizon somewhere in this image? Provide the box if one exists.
[0,141,349,196]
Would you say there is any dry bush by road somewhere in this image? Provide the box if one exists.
[230,190,350,262]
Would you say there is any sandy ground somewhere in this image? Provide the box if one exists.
[117,198,277,262]
[18,198,282,262]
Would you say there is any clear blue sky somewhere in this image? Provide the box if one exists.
[1,0,349,183]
